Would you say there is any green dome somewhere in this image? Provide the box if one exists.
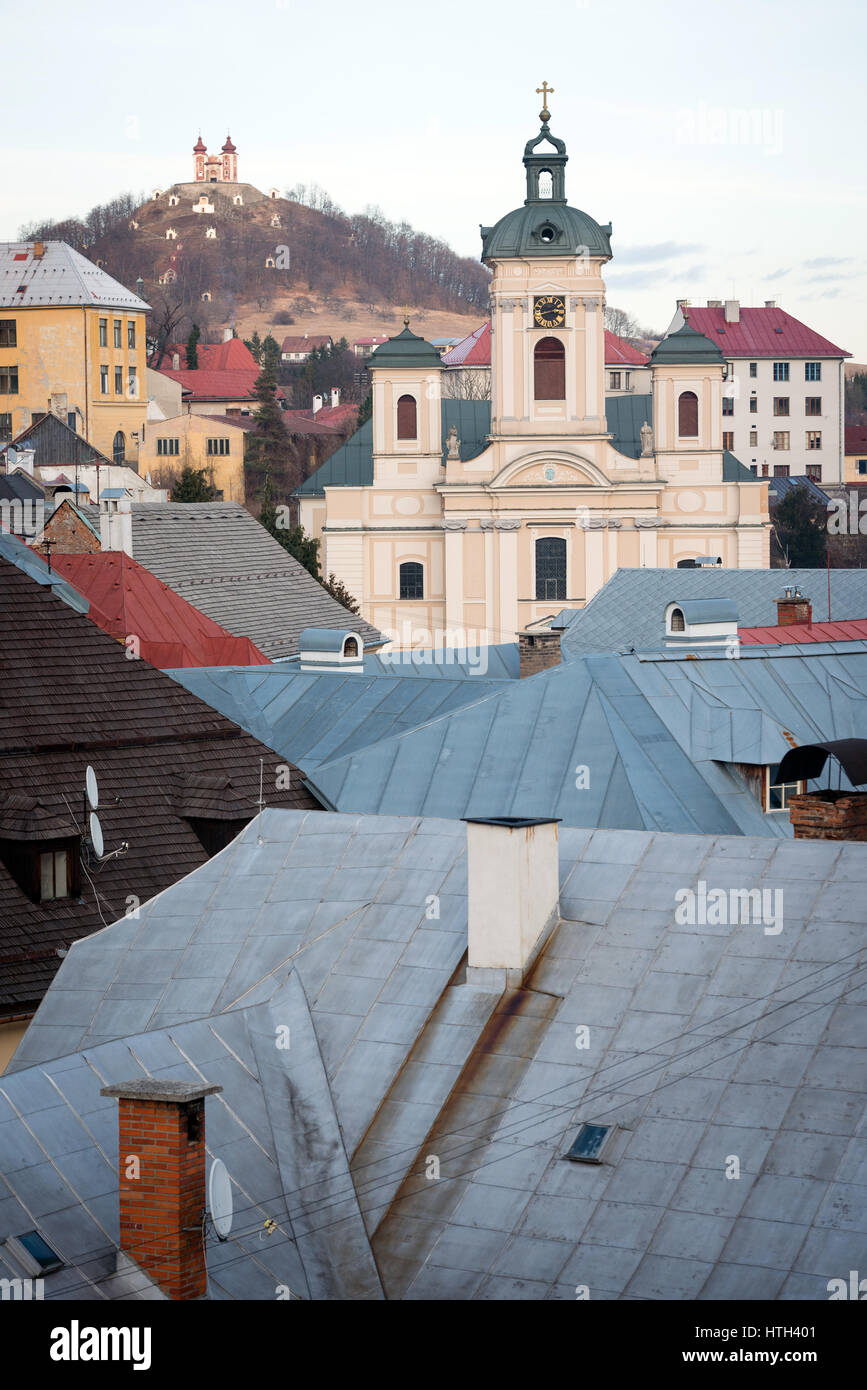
[368,325,442,370]
[480,120,612,262]
[650,322,724,366]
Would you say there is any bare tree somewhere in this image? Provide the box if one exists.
[148,294,190,368]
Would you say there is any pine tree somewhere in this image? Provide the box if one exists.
[262,333,282,374]
[245,330,263,365]
[186,322,201,369]
[356,389,372,426]
[247,358,288,485]
[771,485,828,567]
[171,466,217,502]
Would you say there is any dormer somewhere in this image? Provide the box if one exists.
[298,628,364,673]
[664,599,739,652]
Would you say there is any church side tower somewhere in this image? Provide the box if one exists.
[193,133,239,182]
[193,134,207,182]
[221,134,238,183]
[480,88,613,443]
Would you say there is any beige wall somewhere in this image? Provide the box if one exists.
[0,1019,28,1074]
[140,413,246,501]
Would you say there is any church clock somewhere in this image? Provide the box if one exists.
[533,295,566,328]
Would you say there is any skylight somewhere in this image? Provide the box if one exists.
[565,1123,616,1164]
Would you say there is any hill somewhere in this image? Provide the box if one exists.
[21,181,491,351]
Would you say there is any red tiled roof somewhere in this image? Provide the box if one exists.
[314,403,359,428]
[163,339,259,371]
[158,367,284,402]
[281,335,333,353]
[739,618,867,645]
[281,410,341,437]
[845,425,867,455]
[52,551,271,668]
[202,413,258,431]
[605,331,650,367]
[682,306,848,359]
[353,335,390,346]
[442,322,491,367]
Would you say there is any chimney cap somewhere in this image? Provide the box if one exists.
[462,816,561,828]
[101,1079,223,1104]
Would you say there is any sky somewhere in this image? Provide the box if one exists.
[4,0,865,358]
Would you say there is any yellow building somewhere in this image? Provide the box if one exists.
[140,412,249,501]
[0,240,149,466]
[844,426,867,483]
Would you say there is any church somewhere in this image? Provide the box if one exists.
[192,133,238,183]
[295,91,771,648]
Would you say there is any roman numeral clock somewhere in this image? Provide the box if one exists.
[533,295,566,328]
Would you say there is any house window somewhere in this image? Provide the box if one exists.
[773,362,789,381]
[773,465,790,477]
[113,319,122,348]
[678,390,699,437]
[669,607,685,632]
[0,366,18,394]
[399,561,424,600]
[773,431,790,450]
[858,461,867,476]
[0,412,11,441]
[610,371,621,389]
[806,431,822,450]
[128,322,136,350]
[0,319,16,347]
[749,430,758,446]
[535,536,567,600]
[765,764,803,812]
[722,397,734,416]
[99,318,108,347]
[625,372,631,390]
[722,431,734,450]
[39,848,70,901]
[114,366,123,395]
[206,437,230,455]
[127,367,137,397]
[396,394,417,441]
[749,362,757,378]
[156,437,179,456]
[773,397,789,416]
[100,365,109,394]
[806,464,822,482]
[749,397,757,413]
[805,362,822,381]
[534,337,566,400]
[805,397,822,416]
[113,430,125,463]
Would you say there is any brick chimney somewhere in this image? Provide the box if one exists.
[464,818,560,987]
[100,1079,222,1300]
[518,626,563,678]
[776,585,811,627]
[788,793,867,841]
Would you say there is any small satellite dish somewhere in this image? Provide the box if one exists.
[89,812,104,858]
[85,765,99,810]
[208,1159,233,1241]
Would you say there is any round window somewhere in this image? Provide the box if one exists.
[539,225,557,244]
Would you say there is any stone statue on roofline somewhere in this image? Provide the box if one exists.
[640,420,654,457]
[446,425,461,459]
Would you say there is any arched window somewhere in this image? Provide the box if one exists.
[397,394,417,441]
[535,537,566,601]
[399,561,424,600]
[112,431,125,464]
[538,169,553,199]
[678,391,699,437]
[670,607,685,632]
[343,636,358,657]
[534,338,566,400]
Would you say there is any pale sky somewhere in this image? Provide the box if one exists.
[4,0,865,358]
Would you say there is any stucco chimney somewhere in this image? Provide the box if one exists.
[49,392,68,420]
[464,817,560,987]
[100,1079,222,1300]
[765,300,777,309]
[724,299,740,323]
[331,387,340,408]
[312,394,323,414]
[707,299,723,308]
[776,586,811,627]
[518,626,562,679]
[222,327,233,342]
[99,497,133,557]
[172,352,180,369]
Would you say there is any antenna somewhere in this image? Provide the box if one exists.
[85,765,99,810]
[257,757,265,845]
[88,811,104,858]
[208,1159,233,1241]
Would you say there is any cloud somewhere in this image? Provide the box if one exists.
[803,256,853,269]
[765,268,790,280]
[808,271,858,284]
[612,241,703,267]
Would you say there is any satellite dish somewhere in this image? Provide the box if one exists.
[208,1159,233,1240]
[89,812,104,858]
[85,765,99,810]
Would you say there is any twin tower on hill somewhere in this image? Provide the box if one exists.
[192,134,239,184]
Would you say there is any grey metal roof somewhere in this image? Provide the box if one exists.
[769,474,831,506]
[676,599,739,624]
[556,567,867,658]
[0,241,150,311]
[165,665,509,772]
[9,808,866,1301]
[115,502,382,657]
[363,642,519,680]
[0,528,89,614]
[303,644,867,835]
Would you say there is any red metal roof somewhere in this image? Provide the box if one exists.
[845,425,867,455]
[682,306,848,359]
[52,551,271,667]
[605,330,650,366]
[739,618,867,646]
[442,322,491,367]
[158,366,284,402]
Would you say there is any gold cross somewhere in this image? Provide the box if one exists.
[536,81,554,117]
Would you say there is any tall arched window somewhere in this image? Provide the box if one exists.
[112,430,125,463]
[534,338,566,400]
[399,561,424,600]
[537,169,553,199]
[397,394,417,441]
[670,607,685,632]
[535,537,566,600]
[678,391,699,437]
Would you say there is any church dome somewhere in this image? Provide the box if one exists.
[650,321,724,365]
[193,134,207,153]
[222,134,237,153]
[368,323,442,369]
[480,117,612,262]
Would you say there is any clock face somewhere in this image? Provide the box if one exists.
[534,294,566,328]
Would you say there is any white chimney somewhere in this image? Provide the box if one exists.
[765,300,777,309]
[49,392,68,420]
[99,496,133,557]
[706,300,723,308]
[330,387,340,409]
[724,299,740,324]
[223,327,233,342]
[465,818,560,987]
[172,352,180,369]
[312,394,323,414]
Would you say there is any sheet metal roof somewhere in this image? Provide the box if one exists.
[556,568,867,658]
[10,808,866,1301]
[678,305,848,359]
[0,242,149,311]
[740,619,867,646]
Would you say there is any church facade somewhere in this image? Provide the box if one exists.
[296,102,771,649]
[193,134,238,183]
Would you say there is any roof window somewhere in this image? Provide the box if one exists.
[565,1123,617,1164]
